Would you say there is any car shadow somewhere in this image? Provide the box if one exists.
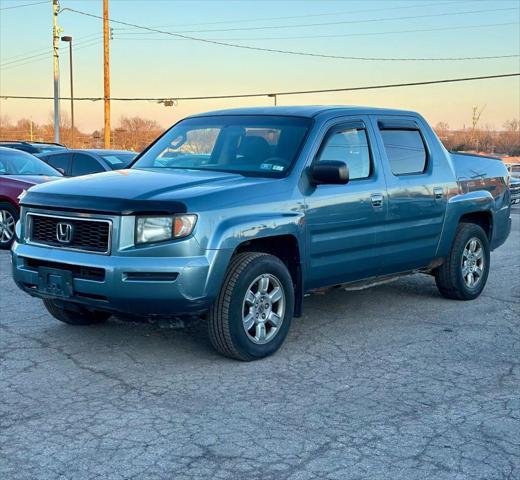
[36,273,444,364]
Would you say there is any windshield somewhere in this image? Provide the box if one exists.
[0,148,62,176]
[132,115,312,177]
[101,153,136,170]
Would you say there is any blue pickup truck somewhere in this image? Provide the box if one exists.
[11,106,512,360]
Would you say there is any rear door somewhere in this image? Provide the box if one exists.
[304,117,388,289]
[371,115,446,274]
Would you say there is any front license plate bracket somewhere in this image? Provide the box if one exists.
[37,267,73,298]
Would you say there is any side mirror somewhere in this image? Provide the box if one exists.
[56,167,65,175]
[310,160,349,185]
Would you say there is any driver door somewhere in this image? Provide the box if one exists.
[304,118,388,290]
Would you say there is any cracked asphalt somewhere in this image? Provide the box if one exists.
[1,210,519,480]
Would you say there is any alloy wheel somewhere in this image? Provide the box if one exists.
[461,237,485,288]
[0,209,15,245]
[242,273,285,345]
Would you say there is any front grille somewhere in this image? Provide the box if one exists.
[24,258,106,281]
[29,214,111,253]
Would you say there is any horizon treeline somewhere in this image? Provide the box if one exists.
[1,113,519,157]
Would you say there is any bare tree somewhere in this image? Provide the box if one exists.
[499,119,520,156]
[115,116,164,151]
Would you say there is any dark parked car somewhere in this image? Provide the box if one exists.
[507,163,520,178]
[510,176,520,204]
[505,164,520,204]
[12,106,512,360]
[38,149,137,177]
[0,141,66,155]
[0,147,62,249]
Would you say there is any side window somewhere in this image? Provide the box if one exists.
[45,153,71,174]
[317,127,371,180]
[379,129,427,175]
[71,154,105,176]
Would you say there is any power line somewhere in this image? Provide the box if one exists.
[112,0,465,30]
[61,7,520,62]
[2,72,518,102]
[114,21,520,42]
[0,32,101,63]
[0,37,101,68]
[0,0,49,10]
[0,39,102,71]
[113,6,519,34]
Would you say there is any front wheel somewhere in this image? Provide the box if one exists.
[208,252,294,361]
[435,222,490,300]
[43,299,111,325]
[0,202,18,250]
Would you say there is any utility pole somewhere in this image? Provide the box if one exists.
[103,0,111,148]
[52,0,60,143]
[61,36,74,147]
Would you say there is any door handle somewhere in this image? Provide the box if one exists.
[371,193,384,208]
[433,187,444,200]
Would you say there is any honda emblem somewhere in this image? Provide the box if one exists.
[56,222,74,244]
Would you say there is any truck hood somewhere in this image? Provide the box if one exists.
[20,168,276,214]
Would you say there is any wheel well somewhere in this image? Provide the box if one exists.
[459,211,492,240]
[0,197,17,206]
[234,234,303,316]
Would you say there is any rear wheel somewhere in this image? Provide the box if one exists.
[0,202,18,250]
[208,252,294,361]
[435,222,490,300]
[43,299,111,325]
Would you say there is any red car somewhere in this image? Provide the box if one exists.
[0,147,62,249]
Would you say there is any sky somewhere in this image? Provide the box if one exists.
[0,0,519,132]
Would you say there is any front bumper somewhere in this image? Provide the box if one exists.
[11,242,225,315]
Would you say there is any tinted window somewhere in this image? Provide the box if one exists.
[44,153,72,174]
[133,116,311,177]
[318,127,371,180]
[71,153,105,176]
[380,129,427,175]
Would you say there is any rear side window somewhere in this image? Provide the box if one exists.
[71,154,105,176]
[45,153,72,174]
[379,129,427,175]
[317,127,371,180]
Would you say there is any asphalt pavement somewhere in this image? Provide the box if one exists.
[1,209,519,480]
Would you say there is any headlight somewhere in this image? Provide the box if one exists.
[136,215,197,245]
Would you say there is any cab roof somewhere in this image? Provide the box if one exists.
[187,105,419,119]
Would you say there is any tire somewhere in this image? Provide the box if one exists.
[208,252,294,361]
[435,222,490,300]
[43,299,111,325]
[0,202,18,250]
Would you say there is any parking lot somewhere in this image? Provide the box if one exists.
[0,209,518,480]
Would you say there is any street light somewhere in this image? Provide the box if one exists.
[61,35,74,148]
